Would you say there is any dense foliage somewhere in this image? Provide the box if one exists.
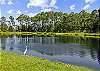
[0,9,100,33]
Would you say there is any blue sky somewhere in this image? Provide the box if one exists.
[0,0,100,17]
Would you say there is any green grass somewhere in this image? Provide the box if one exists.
[0,51,97,71]
[0,32,100,38]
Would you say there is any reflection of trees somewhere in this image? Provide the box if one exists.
[0,36,17,51]
[89,39,99,60]
[79,50,86,57]
[19,36,95,46]
[57,36,99,49]
[90,50,97,60]
[19,37,29,44]
[17,36,98,58]
[9,36,16,51]
[18,36,55,45]
[0,37,7,50]
[98,44,100,64]
[56,36,99,59]
[0,36,99,60]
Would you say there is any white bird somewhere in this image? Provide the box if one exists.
[24,46,28,55]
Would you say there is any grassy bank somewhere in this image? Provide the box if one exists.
[0,51,96,71]
[0,32,100,38]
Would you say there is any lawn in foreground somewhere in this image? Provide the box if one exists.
[0,51,96,71]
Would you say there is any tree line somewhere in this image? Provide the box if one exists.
[0,9,100,33]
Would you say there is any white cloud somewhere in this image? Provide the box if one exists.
[49,0,57,9]
[28,13,38,17]
[83,4,90,10]
[85,0,96,4]
[0,0,13,5]
[83,0,96,10]
[24,11,28,13]
[70,5,75,10]
[50,0,56,6]
[27,0,57,9]
[16,10,21,14]
[7,9,13,14]
[27,0,49,8]
[0,0,5,5]
[8,0,13,5]
[27,0,57,16]
[41,8,52,12]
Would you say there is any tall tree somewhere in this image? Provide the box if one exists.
[9,16,15,31]
[0,16,8,32]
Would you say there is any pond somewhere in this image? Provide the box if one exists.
[0,36,100,70]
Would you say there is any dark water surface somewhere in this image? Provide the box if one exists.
[0,36,100,70]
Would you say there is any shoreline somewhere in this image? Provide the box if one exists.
[0,32,100,38]
[0,51,96,71]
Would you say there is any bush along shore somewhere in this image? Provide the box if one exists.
[0,32,100,38]
[0,51,97,71]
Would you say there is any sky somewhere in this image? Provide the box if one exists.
[0,0,100,17]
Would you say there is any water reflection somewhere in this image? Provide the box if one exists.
[98,46,100,64]
[0,36,100,70]
[0,37,7,50]
[0,36,99,57]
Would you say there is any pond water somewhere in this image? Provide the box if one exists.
[0,36,100,70]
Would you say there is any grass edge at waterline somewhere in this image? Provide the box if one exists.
[0,51,97,71]
[0,32,100,38]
